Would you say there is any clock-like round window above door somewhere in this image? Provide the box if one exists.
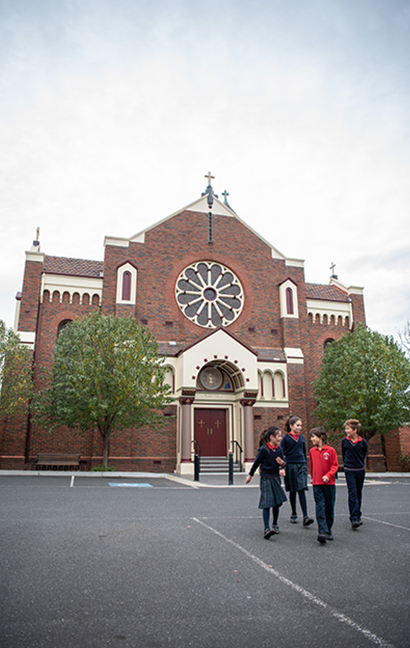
[175,261,244,328]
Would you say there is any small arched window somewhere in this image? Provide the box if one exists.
[286,287,294,315]
[122,271,132,301]
[57,319,73,336]
[324,338,335,351]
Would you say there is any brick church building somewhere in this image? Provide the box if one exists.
[3,177,400,473]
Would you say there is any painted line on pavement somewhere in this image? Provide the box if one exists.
[362,515,410,531]
[193,517,396,648]
[108,483,153,488]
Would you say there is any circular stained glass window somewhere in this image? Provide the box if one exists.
[175,261,244,328]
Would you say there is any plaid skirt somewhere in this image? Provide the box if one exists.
[258,477,287,509]
[284,462,308,492]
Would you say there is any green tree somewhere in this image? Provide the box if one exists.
[399,319,410,357]
[35,312,173,467]
[0,320,33,417]
[314,323,410,442]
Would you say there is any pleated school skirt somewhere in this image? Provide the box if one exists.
[258,476,287,509]
[284,462,308,492]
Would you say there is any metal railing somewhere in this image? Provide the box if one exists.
[192,440,202,481]
[231,440,243,473]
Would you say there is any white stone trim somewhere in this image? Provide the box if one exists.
[279,279,299,318]
[25,251,45,263]
[116,263,137,305]
[284,347,304,364]
[17,331,36,349]
[41,274,103,304]
[307,298,353,327]
[285,258,304,268]
[13,299,21,333]
[104,237,130,248]
[257,363,289,404]
[329,277,364,296]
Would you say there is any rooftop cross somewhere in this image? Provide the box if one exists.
[204,171,215,186]
[330,262,336,275]
[222,189,229,205]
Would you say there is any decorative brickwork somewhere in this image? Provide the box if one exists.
[6,190,400,474]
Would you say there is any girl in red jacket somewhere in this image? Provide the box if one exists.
[309,427,339,544]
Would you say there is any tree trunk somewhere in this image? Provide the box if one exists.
[103,435,109,468]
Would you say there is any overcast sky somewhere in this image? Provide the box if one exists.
[1,0,409,340]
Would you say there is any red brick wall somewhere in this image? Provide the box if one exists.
[4,208,389,473]
[385,426,410,471]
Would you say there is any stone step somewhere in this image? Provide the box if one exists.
[199,457,243,473]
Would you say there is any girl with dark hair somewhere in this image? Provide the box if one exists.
[280,416,314,526]
[342,419,368,529]
[246,426,287,539]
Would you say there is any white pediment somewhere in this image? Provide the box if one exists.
[178,328,259,391]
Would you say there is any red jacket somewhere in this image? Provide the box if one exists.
[309,444,339,485]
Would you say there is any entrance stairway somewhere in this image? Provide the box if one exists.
[199,457,243,473]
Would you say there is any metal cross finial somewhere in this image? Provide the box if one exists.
[222,189,229,205]
[35,227,40,241]
[204,172,215,185]
[330,262,336,275]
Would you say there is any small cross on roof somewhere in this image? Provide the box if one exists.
[204,171,215,185]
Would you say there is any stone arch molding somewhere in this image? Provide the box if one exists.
[116,262,138,305]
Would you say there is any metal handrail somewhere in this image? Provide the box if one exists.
[231,440,243,472]
[192,439,202,455]
[192,440,201,482]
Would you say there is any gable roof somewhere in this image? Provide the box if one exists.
[106,194,297,263]
[306,283,350,302]
[177,325,259,357]
[44,256,103,278]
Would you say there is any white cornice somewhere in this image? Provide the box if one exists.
[25,251,45,262]
[104,237,130,248]
[329,277,364,296]
[285,258,304,268]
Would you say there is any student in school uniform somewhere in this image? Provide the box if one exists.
[309,427,339,544]
[246,426,287,539]
[280,416,314,526]
[342,419,368,530]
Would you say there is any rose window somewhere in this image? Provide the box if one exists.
[175,261,244,328]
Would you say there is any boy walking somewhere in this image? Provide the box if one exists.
[309,427,339,544]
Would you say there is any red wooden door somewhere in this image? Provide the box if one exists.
[194,409,227,456]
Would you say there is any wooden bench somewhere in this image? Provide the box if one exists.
[36,453,81,470]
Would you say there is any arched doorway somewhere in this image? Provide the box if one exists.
[193,360,244,457]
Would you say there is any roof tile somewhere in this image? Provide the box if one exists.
[305,283,350,302]
[44,255,103,277]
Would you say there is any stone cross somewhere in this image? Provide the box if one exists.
[204,172,215,185]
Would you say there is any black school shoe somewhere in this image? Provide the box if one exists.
[303,517,314,526]
[317,534,327,544]
[264,529,275,539]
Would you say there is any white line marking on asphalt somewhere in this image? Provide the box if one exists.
[362,516,410,531]
[70,476,75,488]
[192,517,396,648]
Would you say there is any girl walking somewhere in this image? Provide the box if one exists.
[246,426,287,539]
[280,416,314,526]
[342,419,368,529]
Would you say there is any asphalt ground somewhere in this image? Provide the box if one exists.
[0,473,409,648]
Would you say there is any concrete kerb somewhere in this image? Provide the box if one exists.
[0,469,409,488]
